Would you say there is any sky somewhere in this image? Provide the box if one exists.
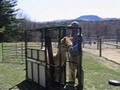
[17,0,120,22]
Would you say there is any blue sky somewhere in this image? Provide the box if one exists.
[17,0,120,22]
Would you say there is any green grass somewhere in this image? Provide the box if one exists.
[0,43,25,90]
[83,53,120,90]
[0,63,25,90]
[0,43,120,90]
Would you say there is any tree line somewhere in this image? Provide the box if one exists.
[20,19,120,41]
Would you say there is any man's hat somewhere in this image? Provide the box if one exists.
[69,21,80,27]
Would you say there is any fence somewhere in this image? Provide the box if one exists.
[83,38,120,64]
[83,38,120,51]
[0,42,25,64]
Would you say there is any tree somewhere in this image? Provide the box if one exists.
[0,0,17,29]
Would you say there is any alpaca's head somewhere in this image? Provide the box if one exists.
[60,36,73,51]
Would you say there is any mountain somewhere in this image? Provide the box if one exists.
[103,18,118,21]
[76,15,102,21]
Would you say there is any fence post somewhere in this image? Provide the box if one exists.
[21,41,24,63]
[15,42,17,60]
[1,42,3,62]
[99,38,102,57]
[116,39,118,49]
[97,36,99,50]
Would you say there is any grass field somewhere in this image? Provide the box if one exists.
[83,53,120,90]
[0,43,120,90]
[0,43,25,90]
[0,63,25,90]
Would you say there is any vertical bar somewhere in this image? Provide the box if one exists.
[21,30,24,63]
[21,41,24,63]
[15,42,17,61]
[1,42,3,62]
[64,59,66,85]
[97,36,99,50]
[45,29,54,85]
[99,38,102,57]
[30,49,34,80]
[62,28,66,38]
[31,62,34,80]
[31,49,33,58]
[77,27,84,90]
[116,30,119,49]
[41,30,44,49]
[44,44,48,88]
[116,39,118,49]
[58,29,62,83]
[63,28,67,85]
[24,30,28,79]
[37,50,40,84]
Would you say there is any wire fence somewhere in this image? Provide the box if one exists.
[83,39,120,50]
[83,38,120,64]
[0,42,25,64]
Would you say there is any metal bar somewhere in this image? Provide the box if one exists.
[45,29,54,85]
[116,39,118,48]
[21,42,23,63]
[41,30,44,49]
[37,50,40,84]
[24,30,28,79]
[1,42,3,62]
[15,42,17,59]
[77,27,84,90]
[58,29,62,83]
[25,26,82,32]
[99,38,102,57]
[31,61,34,80]
[62,29,67,85]
[38,64,40,85]
[97,36,99,50]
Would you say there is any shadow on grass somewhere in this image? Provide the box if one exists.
[9,80,45,90]
[9,80,77,90]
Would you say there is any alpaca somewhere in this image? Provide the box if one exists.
[53,36,73,84]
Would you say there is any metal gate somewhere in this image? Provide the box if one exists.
[25,26,83,90]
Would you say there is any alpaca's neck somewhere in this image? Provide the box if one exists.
[53,48,68,65]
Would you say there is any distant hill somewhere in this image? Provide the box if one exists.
[76,15,102,21]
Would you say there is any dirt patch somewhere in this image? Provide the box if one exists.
[83,48,120,70]
[83,47,120,64]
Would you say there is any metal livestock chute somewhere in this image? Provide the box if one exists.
[24,25,83,90]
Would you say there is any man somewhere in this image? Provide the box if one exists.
[67,21,82,87]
